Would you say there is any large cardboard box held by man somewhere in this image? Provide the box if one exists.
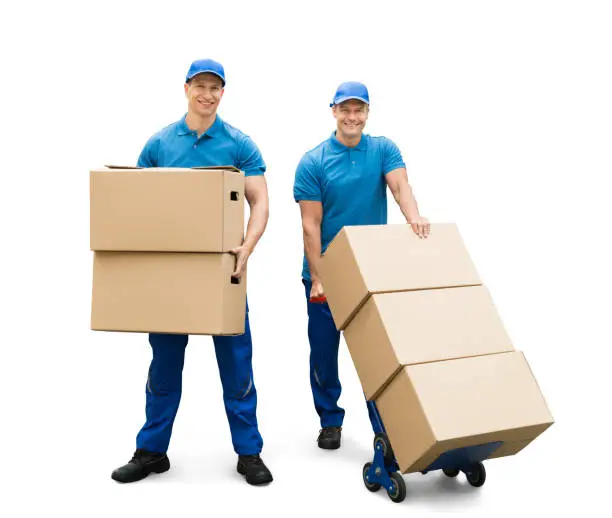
[91,252,246,335]
[90,166,245,252]
[375,351,554,473]
[319,224,481,330]
[90,165,247,335]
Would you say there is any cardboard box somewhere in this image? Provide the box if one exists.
[320,224,481,330]
[375,351,554,474]
[91,251,246,335]
[90,166,244,252]
[344,285,515,400]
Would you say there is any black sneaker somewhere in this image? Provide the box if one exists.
[318,426,342,450]
[237,454,273,486]
[111,449,170,483]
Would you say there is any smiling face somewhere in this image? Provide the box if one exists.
[332,99,369,140]
[184,73,224,118]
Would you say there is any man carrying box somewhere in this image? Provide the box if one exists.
[293,82,430,449]
[111,59,273,486]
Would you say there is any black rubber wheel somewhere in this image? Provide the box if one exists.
[386,472,406,503]
[362,462,381,492]
[443,467,460,478]
[466,462,486,487]
[373,433,394,464]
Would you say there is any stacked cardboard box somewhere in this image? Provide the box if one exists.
[90,166,247,335]
[320,224,554,474]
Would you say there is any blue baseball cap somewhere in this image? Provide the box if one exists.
[330,81,370,107]
[185,59,226,86]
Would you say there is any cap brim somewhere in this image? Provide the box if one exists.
[330,95,369,107]
[186,70,226,85]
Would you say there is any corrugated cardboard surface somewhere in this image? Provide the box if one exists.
[90,167,244,252]
[91,252,246,335]
[344,286,515,400]
[376,351,554,473]
[320,224,482,330]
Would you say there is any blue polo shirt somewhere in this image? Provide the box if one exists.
[294,132,405,281]
[137,114,266,175]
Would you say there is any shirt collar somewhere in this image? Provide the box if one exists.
[329,131,367,152]
[177,114,224,138]
[205,114,223,138]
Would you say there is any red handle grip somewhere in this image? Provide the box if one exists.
[309,296,327,304]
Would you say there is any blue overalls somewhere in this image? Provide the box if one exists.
[294,132,406,432]
[135,114,265,455]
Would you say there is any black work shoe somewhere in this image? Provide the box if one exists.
[318,426,342,450]
[237,454,273,486]
[111,449,170,483]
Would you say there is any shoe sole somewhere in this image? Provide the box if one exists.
[246,475,273,486]
[237,464,273,486]
[318,442,341,450]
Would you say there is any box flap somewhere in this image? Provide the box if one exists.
[101,165,242,173]
[192,165,243,173]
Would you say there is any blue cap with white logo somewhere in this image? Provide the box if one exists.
[330,81,370,107]
[186,59,226,86]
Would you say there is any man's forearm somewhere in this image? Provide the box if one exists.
[243,199,269,252]
[394,183,421,223]
[303,224,323,282]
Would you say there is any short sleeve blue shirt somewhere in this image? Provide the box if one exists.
[137,114,266,176]
[293,132,405,280]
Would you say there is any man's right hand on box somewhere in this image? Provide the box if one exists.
[230,244,252,279]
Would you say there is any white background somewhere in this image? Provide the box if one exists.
[1,0,611,516]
